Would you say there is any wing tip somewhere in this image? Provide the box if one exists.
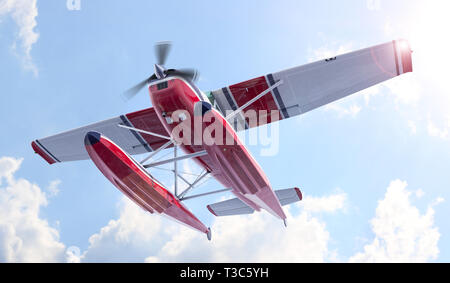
[31,140,56,165]
[206,205,217,216]
[395,39,413,74]
[294,187,303,201]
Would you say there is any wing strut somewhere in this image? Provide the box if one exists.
[140,139,174,164]
[180,187,232,201]
[178,170,210,199]
[117,124,171,140]
[117,121,227,201]
[143,150,208,168]
[174,146,178,196]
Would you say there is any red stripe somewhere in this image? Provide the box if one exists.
[229,76,282,127]
[206,205,217,216]
[294,187,303,201]
[31,141,56,165]
[400,40,413,73]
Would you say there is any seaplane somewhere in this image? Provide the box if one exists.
[32,40,413,240]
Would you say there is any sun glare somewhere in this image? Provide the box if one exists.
[408,1,450,86]
[393,1,450,121]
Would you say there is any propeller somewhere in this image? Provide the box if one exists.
[155,41,171,66]
[123,42,200,100]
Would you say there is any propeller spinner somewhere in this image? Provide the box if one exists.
[124,42,199,100]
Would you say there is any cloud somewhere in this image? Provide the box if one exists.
[415,188,424,199]
[381,3,450,140]
[324,103,361,118]
[81,198,166,262]
[307,43,353,63]
[0,157,66,262]
[65,246,81,263]
[82,178,442,263]
[81,190,348,263]
[46,179,61,197]
[0,0,39,75]
[427,117,450,140]
[408,120,417,135]
[0,159,440,263]
[0,156,21,185]
[384,76,421,107]
[301,191,347,213]
[349,180,441,262]
[154,210,332,263]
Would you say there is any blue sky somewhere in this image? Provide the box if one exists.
[1,0,449,262]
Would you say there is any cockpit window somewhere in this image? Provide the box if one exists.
[204,91,215,105]
[203,91,223,113]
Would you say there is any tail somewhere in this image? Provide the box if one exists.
[206,187,302,217]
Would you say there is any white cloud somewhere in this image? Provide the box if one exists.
[81,190,348,263]
[0,0,39,75]
[0,157,66,262]
[308,43,353,63]
[381,3,450,140]
[415,188,424,199]
[301,191,347,213]
[81,198,167,262]
[0,156,21,185]
[156,210,331,263]
[366,0,381,11]
[1,156,440,263]
[65,246,81,263]
[324,103,361,118]
[46,179,61,197]
[433,197,444,206]
[82,179,443,263]
[349,180,441,263]
[408,120,417,135]
[427,117,450,140]
[362,85,381,106]
[384,76,421,107]
[384,20,394,36]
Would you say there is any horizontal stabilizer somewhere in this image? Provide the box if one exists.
[207,197,254,216]
[207,187,302,217]
[275,187,303,206]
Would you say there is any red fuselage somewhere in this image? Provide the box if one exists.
[84,76,286,238]
[149,76,286,220]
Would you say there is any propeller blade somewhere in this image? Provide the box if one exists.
[123,41,200,101]
[123,76,151,100]
[155,41,172,66]
[170,68,199,82]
